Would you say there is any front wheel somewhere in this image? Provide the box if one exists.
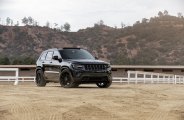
[36,70,47,87]
[60,69,78,88]
[96,77,112,88]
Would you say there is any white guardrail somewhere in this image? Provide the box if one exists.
[113,71,184,84]
[0,68,184,85]
[0,68,35,85]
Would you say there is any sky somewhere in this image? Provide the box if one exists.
[0,0,184,31]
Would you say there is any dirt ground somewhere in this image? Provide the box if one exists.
[0,83,184,120]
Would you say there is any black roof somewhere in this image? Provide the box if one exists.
[62,47,81,49]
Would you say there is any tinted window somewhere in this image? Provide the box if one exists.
[45,51,54,61]
[59,49,95,60]
[40,52,47,61]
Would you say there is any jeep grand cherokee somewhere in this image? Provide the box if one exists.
[36,48,112,88]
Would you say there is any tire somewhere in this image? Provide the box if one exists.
[36,69,47,87]
[96,77,112,88]
[60,69,78,88]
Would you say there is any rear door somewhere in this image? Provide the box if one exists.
[43,51,55,81]
[44,51,60,82]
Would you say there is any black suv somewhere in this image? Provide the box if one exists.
[36,48,112,88]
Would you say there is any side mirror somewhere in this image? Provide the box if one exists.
[53,56,59,60]
[58,58,62,62]
[53,56,62,62]
[95,56,98,60]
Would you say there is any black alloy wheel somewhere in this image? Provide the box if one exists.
[36,70,47,87]
[96,77,112,88]
[60,69,78,88]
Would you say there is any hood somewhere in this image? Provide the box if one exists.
[63,59,109,65]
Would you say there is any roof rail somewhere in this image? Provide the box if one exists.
[46,48,58,51]
[63,47,81,49]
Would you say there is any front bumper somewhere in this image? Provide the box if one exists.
[71,70,112,83]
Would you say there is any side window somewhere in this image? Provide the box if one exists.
[45,51,54,61]
[40,52,47,61]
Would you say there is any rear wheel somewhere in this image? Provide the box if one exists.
[36,70,46,87]
[60,69,78,88]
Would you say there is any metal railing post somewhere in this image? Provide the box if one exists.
[157,73,159,84]
[14,68,19,85]
[151,74,153,84]
[135,72,138,84]
[120,78,122,83]
[128,71,130,84]
[174,75,177,84]
[163,75,165,84]
[144,74,146,84]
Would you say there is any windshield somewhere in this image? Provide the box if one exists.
[59,49,95,60]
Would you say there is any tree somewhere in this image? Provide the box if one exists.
[0,57,10,65]
[142,18,148,23]
[22,57,35,64]
[163,10,169,16]
[149,17,154,23]
[94,20,104,27]
[12,58,22,65]
[135,21,140,24]
[46,21,50,28]
[158,11,163,17]
[121,22,125,28]
[63,22,71,32]
[178,12,183,18]
[28,16,33,25]
[15,21,19,26]
[22,17,28,25]
[97,20,104,26]
[99,20,104,25]
[54,23,58,28]
[6,17,11,26]
[60,25,64,31]
[10,20,13,26]
[33,21,39,26]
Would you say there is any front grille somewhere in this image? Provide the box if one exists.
[84,64,107,71]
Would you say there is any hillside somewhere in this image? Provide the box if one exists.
[0,15,184,65]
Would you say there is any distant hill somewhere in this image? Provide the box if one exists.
[0,14,184,65]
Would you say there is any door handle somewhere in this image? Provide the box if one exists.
[50,62,52,63]
[42,62,45,63]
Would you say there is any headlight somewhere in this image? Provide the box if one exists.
[72,64,85,70]
[106,64,111,71]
